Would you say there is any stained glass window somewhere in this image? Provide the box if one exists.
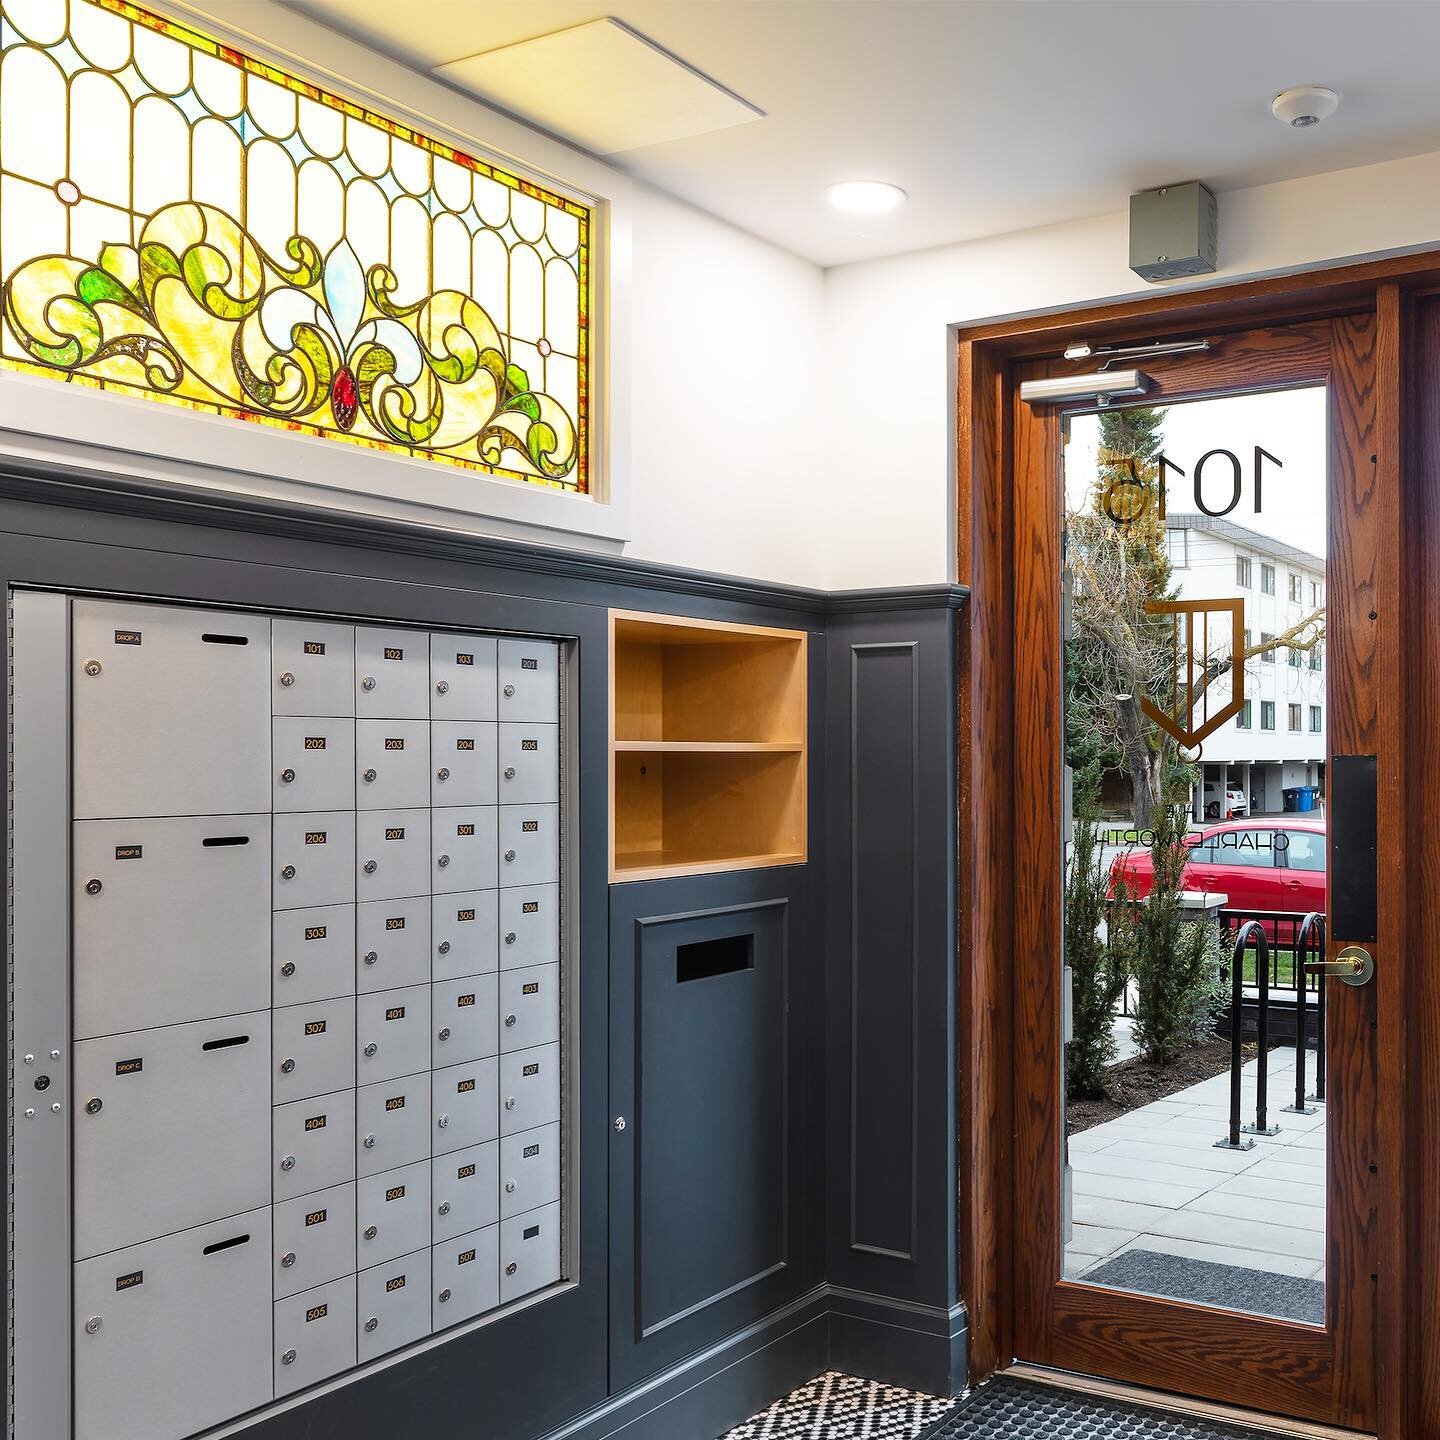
[0,0,590,491]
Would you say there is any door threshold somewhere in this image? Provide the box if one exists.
[1001,1362,1374,1440]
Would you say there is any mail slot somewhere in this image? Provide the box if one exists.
[274,903,356,1007]
[73,599,271,821]
[274,1273,356,1399]
[73,815,270,1038]
[272,1181,356,1300]
[433,1222,499,1330]
[497,638,559,723]
[430,720,498,806]
[499,964,559,1054]
[499,1043,560,1137]
[357,985,431,1084]
[433,974,499,1066]
[430,632,498,721]
[357,1249,431,1363]
[356,895,431,994]
[357,808,431,902]
[431,1057,499,1156]
[499,1122,560,1220]
[357,1159,430,1269]
[356,1073,430,1177]
[274,811,356,911]
[431,805,499,894]
[74,1014,270,1260]
[497,723,559,805]
[273,716,355,813]
[273,618,355,718]
[273,995,356,1103]
[432,1140,498,1244]
[355,719,431,811]
[274,1088,356,1203]
[499,1201,561,1305]
[498,884,559,972]
[74,1209,272,1440]
[355,626,429,719]
[498,804,559,889]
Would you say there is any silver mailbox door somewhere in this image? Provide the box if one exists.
[430,633,497,721]
[432,1057,499,1155]
[273,619,355,718]
[433,974,499,1067]
[356,809,430,902]
[497,723,559,806]
[274,811,356,911]
[74,1209,273,1440]
[275,1275,356,1399]
[499,1201,561,1304]
[357,986,431,1085]
[274,904,356,1007]
[357,1160,431,1270]
[433,1223,499,1329]
[498,804,559,889]
[356,719,431,810]
[355,627,429,719]
[273,1089,356,1203]
[273,1182,356,1300]
[432,889,499,981]
[500,1123,561,1220]
[274,717,355,813]
[431,805,498,894]
[497,638,559,723]
[499,964,559,1054]
[499,884,559,971]
[273,996,356,1103]
[432,1141,498,1244]
[356,1074,430,1177]
[73,600,271,820]
[73,1015,271,1260]
[499,1043,560,1136]
[73,816,270,1039]
[430,721,497,807]
[356,1249,431,1362]
[356,896,430,993]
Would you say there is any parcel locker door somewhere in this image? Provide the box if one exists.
[432,889,499,981]
[74,1210,272,1440]
[357,986,431,1084]
[73,600,271,820]
[430,633,497,720]
[499,964,560,1053]
[497,638,559,722]
[273,1182,356,1299]
[356,896,430,993]
[357,1160,431,1270]
[431,721,498,806]
[431,806,499,894]
[274,997,356,1102]
[433,1223,499,1328]
[500,1043,560,1136]
[357,809,431,902]
[274,1089,356,1203]
[499,1201,561,1304]
[73,1015,270,1260]
[433,974,499,1066]
[73,816,270,1039]
[432,1141,499,1243]
[357,1249,431,1362]
[499,884,559,970]
[356,1074,430,1177]
[497,723,559,805]
[498,804,559,889]
[274,717,355,813]
[432,1058,499,1155]
[273,619,355,717]
[274,904,356,1007]
[275,1275,357,1398]
[274,812,356,911]
[356,720,431,810]
[500,1123,561,1220]
[355,627,429,719]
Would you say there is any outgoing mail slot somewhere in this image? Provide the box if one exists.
[429,720,498,806]
[356,896,430,994]
[431,806,499,894]
[430,633,498,721]
[355,627,429,720]
[355,719,431,811]
[357,1248,431,1364]
[433,1223,499,1330]
[356,986,431,1084]
[274,1273,356,1399]
[498,804,558,889]
[499,1201,561,1305]
[356,1074,430,1178]
[74,1015,270,1260]
[274,996,356,1103]
[498,884,559,972]
[357,1160,430,1269]
[499,1043,560,1137]
[272,1181,355,1300]
[274,904,356,1007]
[273,716,355,813]
[499,964,559,1054]
[273,618,355,718]
[274,811,356,911]
[497,638,559,723]
[357,809,431,903]
[432,1141,498,1244]
[431,1058,499,1156]
[75,1210,272,1440]
[73,815,270,1039]
[499,1122,560,1220]
[497,723,559,805]
[433,974,499,1066]
[432,889,500,982]
[273,1089,356,1203]
[73,600,271,821]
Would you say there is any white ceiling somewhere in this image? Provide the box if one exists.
[272,0,1440,268]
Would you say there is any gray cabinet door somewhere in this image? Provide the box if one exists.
[497,638,559,723]
[433,974,499,1067]
[357,1160,431,1270]
[432,1057,499,1154]
[499,964,559,1053]
[356,1249,431,1362]
[273,1182,356,1300]
[274,1089,356,1203]
[274,904,356,1007]
[273,996,356,1103]
[432,889,499,981]
[274,1275,356,1398]
[273,717,355,813]
[498,1043,560,1136]
[355,627,430,719]
[356,809,431,902]
[431,805,499,893]
[497,723,559,805]
[432,1141,499,1243]
[430,633,498,721]
[274,811,356,910]
[433,1223,499,1329]
[356,720,431,810]
[499,884,560,970]
[498,804,559,888]
[356,1073,430,1177]
[499,1202,561,1304]
[356,986,431,1085]
[273,619,355,718]
[356,896,430,993]
[431,721,498,806]
[500,1123,560,1220]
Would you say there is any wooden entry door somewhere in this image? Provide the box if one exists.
[1005,317,1393,1429]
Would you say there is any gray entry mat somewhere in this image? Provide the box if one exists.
[1081,1248,1324,1326]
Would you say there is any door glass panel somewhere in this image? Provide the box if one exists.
[1061,386,1328,1322]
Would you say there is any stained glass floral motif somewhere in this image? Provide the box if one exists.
[0,0,590,490]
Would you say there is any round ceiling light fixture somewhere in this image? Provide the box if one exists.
[1272,85,1339,128]
[826,180,907,215]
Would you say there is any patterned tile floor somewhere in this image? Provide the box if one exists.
[719,1371,956,1440]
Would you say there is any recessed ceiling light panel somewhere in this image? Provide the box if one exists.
[826,180,907,216]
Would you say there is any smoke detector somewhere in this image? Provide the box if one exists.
[1272,86,1339,128]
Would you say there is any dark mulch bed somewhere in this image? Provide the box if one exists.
[1067,1035,1270,1133]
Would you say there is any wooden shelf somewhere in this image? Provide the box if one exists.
[612,740,804,754]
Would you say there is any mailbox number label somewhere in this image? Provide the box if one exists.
[303,641,326,655]
[385,828,405,841]
[304,1020,327,1036]
[385,1185,406,1203]
[306,1303,328,1322]
[456,653,473,666]
[457,1078,476,1094]
[385,1006,405,1022]
[457,909,475,922]
[459,1248,476,1265]
[522,820,539,832]
[523,902,539,914]
[383,647,404,661]
[385,916,406,930]
[456,738,475,751]
[305,926,327,941]
[456,823,475,837]
[115,1057,143,1076]
[305,1114,327,1131]
[304,736,327,749]
[521,658,538,671]
[115,1269,144,1290]
[386,1274,406,1292]
[385,1096,405,1111]
[384,738,405,750]
[521,739,538,751]
[114,844,142,860]
[524,1143,540,1158]
[305,832,327,845]
[457,993,476,1007]
[114,630,142,646]
[305,1209,328,1227]
[523,1063,539,1077]
[457,1163,476,1179]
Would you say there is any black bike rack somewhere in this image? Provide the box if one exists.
[1284,911,1327,1115]
[1216,918,1281,1151]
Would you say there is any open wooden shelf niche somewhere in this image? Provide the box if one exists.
[609,610,808,882]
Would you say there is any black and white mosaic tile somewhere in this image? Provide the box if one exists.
[720,1370,957,1440]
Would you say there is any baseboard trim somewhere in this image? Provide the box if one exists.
[826,1287,968,1398]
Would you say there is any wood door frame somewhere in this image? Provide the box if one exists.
[955,255,1437,1436]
